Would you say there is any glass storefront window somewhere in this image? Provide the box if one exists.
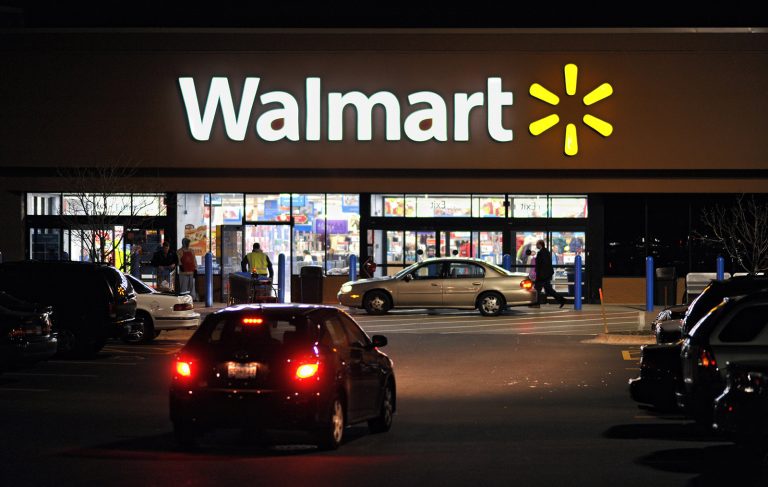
[515,231,545,271]
[210,193,244,267]
[415,195,472,217]
[511,195,548,218]
[177,193,210,266]
[325,194,360,275]
[551,231,586,265]
[26,193,61,215]
[292,194,325,274]
[63,193,131,216]
[473,195,506,218]
[245,194,290,222]
[472,231,503,265]
[133,194,167,216]
[440,231,472,257]
[550,196,588,218]
[29,228,61,260]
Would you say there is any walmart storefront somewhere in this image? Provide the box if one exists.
[2,28,768,303]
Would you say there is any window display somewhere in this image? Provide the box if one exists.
[512,195,548,218]
[550,196,588,218]
[245,194,290,222]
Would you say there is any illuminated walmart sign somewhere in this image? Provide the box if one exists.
[178,77,513,142]
[178,65,613,153]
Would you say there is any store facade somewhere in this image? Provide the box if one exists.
[2,28,768,303]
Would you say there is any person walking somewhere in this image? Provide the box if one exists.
[241,242,274,279]
[151,241,178,291]
[177,238,198,300]
[130,243,143,279]
[534,239,566,308]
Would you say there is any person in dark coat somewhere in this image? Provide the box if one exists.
[534,239,566,308]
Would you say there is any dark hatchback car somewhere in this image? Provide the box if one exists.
[0,291,57,370]
[0,261,137,356]
[170,304,396,450]
[630,276,768,411]
[679,290,768,424]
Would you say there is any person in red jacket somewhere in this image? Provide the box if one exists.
[177,238,198,300]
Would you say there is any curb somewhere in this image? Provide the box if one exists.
[581,333,655,345]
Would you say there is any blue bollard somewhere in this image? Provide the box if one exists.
[502,254,511,272]
[278,253,286,303]
[716,255,725,281]
[205,252,213,308]
[574,255,583,311]
[349,254,358,282]
[646,256,654,312]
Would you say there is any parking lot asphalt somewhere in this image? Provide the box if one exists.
[2,308,765,487]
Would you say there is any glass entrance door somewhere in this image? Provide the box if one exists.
[440,231,472,258]
[219,225,243,303]
[244,224,292,297]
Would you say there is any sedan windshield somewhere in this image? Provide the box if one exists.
[126,274,156,295]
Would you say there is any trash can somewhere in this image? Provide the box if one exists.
[654,267,677,306]
[300,265,324,303]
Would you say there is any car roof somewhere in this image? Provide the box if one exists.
[213,303,341,317]
[419,257,493,264]
[689,289,768,337]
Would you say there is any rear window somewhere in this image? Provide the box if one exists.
[718,305,768,343]
[194,313,316,351]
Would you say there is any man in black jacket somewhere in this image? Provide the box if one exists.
[534,239,566,308]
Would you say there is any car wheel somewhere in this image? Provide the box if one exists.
[123,311,155,344]
[314,396,345,450]
[173,421,200,449]
[477,292,505,317]
[368,381,395,434]
[364,291,391,315]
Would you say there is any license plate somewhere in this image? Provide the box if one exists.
[227,362,259,379]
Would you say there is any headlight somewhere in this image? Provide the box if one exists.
[340,284,353,293]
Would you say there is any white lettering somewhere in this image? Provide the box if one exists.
[306,77,321,141]
[487,77,514,142]
[328,91,401,141]
[404,91,448,142]
[255,91,300,141]
[178,77,260,141]
[453,92,484,142]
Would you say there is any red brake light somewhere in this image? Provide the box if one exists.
[173,303,193,311]
[698,348,717,369]
[295,363,319,379]
[520,279,534,290]
[242,317,263,325]
[175,360,192,378]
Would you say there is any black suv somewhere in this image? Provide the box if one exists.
[0,261,137,356]
[170,304,396,450]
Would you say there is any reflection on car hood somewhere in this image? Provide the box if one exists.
[351,276,395,285]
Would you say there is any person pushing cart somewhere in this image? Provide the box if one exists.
[241,242,274,279]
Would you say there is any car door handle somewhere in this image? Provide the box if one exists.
[431,282,439,286]
[472,282,481,286]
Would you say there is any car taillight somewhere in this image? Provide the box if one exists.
[242,317,263,325]
[520,279,534,290]
[296,363,319,379]
[175,359,193,379]
[173,303,193,311]
[698,348,717,369]
[8,327,24,338]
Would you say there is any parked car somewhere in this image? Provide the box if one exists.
[337,257,536,316]
[679,290,768,424]
[713,361,768,444]
[0,261,137,356]
[631,276,768,411]
[170,304,395,450]
[650,304,688,344]
[124,275,200,343]
[628,342,682,410]
[0,291,57,370]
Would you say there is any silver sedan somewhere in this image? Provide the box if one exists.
[337,258,537,316]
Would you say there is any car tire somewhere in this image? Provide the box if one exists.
[364,291,391,315]
[314,396,345,450]
[123,311,155,344]
[368,381,395,434]
[477,292,505,317]
[173,421,200,449]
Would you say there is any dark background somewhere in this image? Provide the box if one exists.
[1,3,768,28]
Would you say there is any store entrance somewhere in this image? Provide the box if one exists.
[244,223,291,297]
[513,230,587,296]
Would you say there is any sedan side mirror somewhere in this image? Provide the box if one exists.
[403,274,413,282]
[371,335,388,348]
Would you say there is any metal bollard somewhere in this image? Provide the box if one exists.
[349,254,358,282]
[574,255,583,311]
[278,253,286,303]
[716,255,725,281]
[646,256,654,312]
[502,254,511,272]
[205,252,213,308]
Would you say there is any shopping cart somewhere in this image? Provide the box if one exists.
[228,272,278,305]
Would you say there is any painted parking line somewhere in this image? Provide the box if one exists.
[355,311,638,327]
[363,316,641,334]
[621,349,642,361]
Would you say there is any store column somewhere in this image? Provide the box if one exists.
[0,191,24,261]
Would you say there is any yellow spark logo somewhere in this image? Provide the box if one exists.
[529,64,613,156]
